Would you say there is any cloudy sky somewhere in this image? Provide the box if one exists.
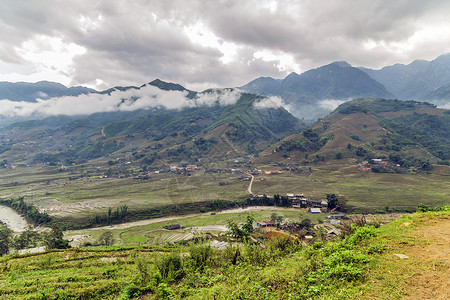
[1,0,450,91]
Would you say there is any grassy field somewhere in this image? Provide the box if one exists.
[254,162,449,209]
[1,210,448,299]
[0,161,448,226]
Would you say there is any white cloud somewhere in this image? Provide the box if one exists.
[253,96,290,111]
[0,86,243,117]
[318,99,348,111]
[438,103,450,109]
[1,0,450,89]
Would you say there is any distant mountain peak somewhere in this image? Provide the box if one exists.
[148,79,189,91]
[331,61,352,68]
[148,79,197,98]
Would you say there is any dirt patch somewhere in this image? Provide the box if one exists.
[402,215,450,299]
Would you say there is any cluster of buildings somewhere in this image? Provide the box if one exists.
[358,158,390,171]
[288,193,328,213]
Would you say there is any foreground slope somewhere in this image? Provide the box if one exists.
[0,210,448,299]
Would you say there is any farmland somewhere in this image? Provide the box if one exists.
[0,160,448,228]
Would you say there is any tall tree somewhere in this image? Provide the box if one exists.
[0,225,12,256]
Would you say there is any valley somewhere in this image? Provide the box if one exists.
[1,156,448,230]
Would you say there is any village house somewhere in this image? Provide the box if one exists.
[309,207,321,214]
[256,221,275,227]
[167,224,181,230]
[264,170,282,175]
[328,213,348,219]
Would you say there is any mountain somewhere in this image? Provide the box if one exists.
[240,62,394,122]
[259,98,449,169]
[360,53,450,101]
[423,83,450,108]
[0,81,96,102]
[239,77,282,96]
[0,87,303,166]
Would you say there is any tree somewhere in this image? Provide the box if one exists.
[226,219,245,240]
[97,231,114,246]
[326,194,339,210]
[227,214,254,240]
[271,212,283,226]
[241,214,255,236]
[355,147,367,157]
[43,225,70,250]
[299,218,311,229]
[0,225,12,256]
[12,226,39,250]
[416,203,430,212]
[335,152,343,159]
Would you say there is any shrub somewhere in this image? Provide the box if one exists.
[188,244,213,271]
[156,254,185,282]
[348,226,377,244]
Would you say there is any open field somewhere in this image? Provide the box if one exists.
[254,163,450,209]
[0,161,448,226]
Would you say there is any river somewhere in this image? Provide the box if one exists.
[0,205,29,232]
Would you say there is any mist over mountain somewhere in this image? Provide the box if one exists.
[0,82,302,165]
[240,62,394,122]
[360,53,450,101]
[0,81,96,102]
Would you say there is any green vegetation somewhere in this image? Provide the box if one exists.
[0,225,70,256]
[1,209,447,299]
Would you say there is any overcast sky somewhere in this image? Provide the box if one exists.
[1,0,450,91]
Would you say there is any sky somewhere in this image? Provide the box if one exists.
[1,0,450,91]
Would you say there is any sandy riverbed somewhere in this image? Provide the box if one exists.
[0,205,29,232]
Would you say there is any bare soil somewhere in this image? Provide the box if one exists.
[402,215,450,299]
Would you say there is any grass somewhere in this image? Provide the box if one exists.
[254,162,449,209]
[1,210,448,299]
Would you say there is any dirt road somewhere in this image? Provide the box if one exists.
[402,214,450,299]
[82,206,299,231]
[246,174,254,194]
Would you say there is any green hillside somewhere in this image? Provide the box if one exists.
[0,92,302,165]
[261,98,449,170]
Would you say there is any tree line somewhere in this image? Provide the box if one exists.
[0,197,51,225]
[0,225,70,257]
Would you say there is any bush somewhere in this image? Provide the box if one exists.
[157,254,185,282]
[348,226,377,244]
[188,244,213,271]
[416,203,430,212]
